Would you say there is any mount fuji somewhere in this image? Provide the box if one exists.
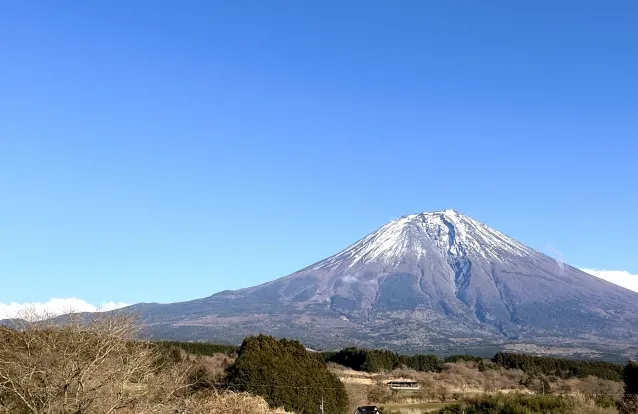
[129,210,638,354]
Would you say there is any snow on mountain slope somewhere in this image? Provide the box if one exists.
[310,210,532,271]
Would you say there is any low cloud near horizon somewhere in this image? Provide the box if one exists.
[580,269,638,293]
[0,298,130,320]
[2,270,636,319]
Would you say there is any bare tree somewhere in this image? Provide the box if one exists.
[0,309,190,414]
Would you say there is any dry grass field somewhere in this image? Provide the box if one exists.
[329,360,624,414]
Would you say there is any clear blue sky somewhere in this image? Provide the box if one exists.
[1,1,637,306]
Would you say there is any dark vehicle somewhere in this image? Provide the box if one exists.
[354,406,383,414]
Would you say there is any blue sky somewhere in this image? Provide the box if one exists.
[1,1,637,314]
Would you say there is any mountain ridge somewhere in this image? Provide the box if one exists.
[120,210,638,355]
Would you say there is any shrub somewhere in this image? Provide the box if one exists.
[156,341,239,356]
[0,312,302,414]
[226,334,349,414]
[438,394,572,413]
[0,313,192,414]
[165,390,292,414]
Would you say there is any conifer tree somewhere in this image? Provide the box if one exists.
[621,361,638,413]
[226,334,348,414]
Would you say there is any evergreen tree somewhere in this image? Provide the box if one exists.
[621,361,638,413]
[226,334,348,414]
[625,361,638,395]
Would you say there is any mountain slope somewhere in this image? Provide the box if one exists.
[130,210,638,353]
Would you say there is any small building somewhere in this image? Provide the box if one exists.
[354,406,383,414]
[386,380,420,390]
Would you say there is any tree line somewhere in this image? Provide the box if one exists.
[158,339,629,384]
[321,347,627,382]
[323,347,439,373]
[492,352,624,382]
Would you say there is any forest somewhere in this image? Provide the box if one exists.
[323,347,626,381]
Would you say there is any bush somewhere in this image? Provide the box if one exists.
[166,390,292,414]
[367,384,393,404]
[157,340,238,356]
[594,394,617,409]
[0,313,295,414]
[189,365,218,392]
[438,394,572,413]
[226,334,349,414]
[0,313,194,413]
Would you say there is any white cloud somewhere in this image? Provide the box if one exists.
[0,298,130,320]
[342,275,358,283]
[100,301,131,311]
[580,269,638,293]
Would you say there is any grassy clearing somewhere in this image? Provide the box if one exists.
[381,402,449,413]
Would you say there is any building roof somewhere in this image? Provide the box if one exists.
[383,378,418,384]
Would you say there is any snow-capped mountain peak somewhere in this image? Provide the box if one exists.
[312,210,531,271]
[127,210,638,353]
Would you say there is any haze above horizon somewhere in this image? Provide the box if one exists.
[1,1,637,316]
